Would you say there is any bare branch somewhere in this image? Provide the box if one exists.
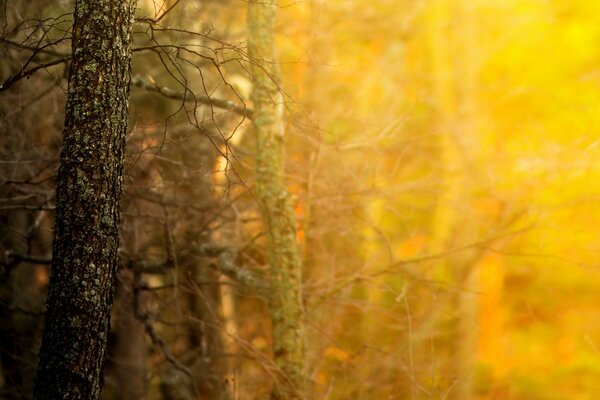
[0,56,70,92]
[130,74,253,119]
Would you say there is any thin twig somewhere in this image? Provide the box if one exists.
[130,74,252,119]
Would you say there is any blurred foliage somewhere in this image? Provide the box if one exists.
[3,0,600,399]
[275,0,600,398]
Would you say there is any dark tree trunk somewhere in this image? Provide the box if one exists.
[0,212,45,400]
[34,0,138,398]
[111,271,147,400]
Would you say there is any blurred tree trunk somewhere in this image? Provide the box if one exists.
[0,40,56,398]
[427,1,481,399]
[34,0,138,398]
[247,1,305,398]
[183,137,230,399]
[190,151,229,400]
[300,0,324,275]
[452,3,481,400]
[111,271,147,400]
[0,212,45,399]
[189,262,230,399]
[425,3,460,396]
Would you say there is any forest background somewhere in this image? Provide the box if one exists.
[2,0,600,399]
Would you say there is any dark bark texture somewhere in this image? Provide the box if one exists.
[34,0,137,398]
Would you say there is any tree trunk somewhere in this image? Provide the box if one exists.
[34,0,137,398]
[0,212,45,399]
[111,271,147,400]
[189,262,230,399]
[427,1,482,398]
[247,1,305,398]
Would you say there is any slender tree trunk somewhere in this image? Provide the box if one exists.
[452,4,481,398]
[34,1,137,398]
[427,1,482,398]
[190,262,230,399]
[112,271,147,400]
[0,212,45,399]
[247,1,305,398]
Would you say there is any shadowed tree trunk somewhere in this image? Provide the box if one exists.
[34,0,138,398]
[247,1,305,398]
[0,212,45,400]
[111,271,147,400]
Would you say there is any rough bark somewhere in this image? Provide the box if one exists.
[34,0,138,398]
[247,1,305,398]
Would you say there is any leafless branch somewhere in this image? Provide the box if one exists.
[0,56,70,92]
[130,74,252,119]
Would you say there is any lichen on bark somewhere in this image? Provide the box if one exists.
[247,1,306,399]
[34,0,138,399]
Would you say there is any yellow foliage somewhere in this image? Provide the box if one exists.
[395,233,427,258]
[323,347,351,363]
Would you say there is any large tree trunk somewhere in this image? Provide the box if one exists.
[34,0,137,398]
[247,1,305,398]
